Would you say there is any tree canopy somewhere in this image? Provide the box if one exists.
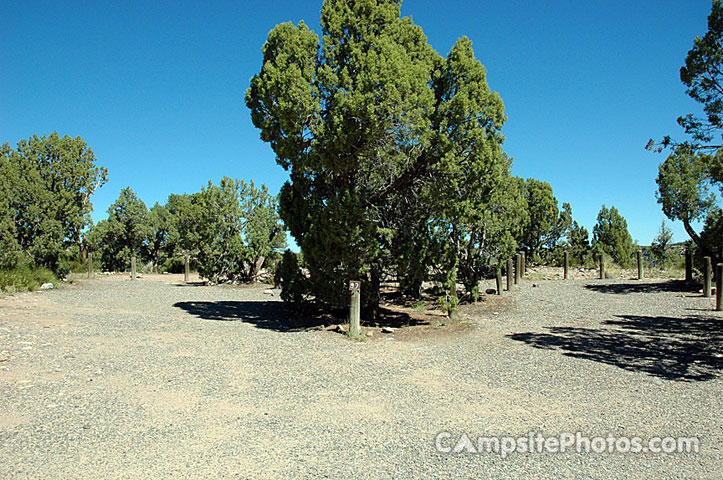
[651,1,723,263]
[246,0,519,315]
[592,205,635,267]
[0,133,107,273]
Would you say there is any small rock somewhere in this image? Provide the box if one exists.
[485,288,496,295]
[532,284,538,287]
[136,274,143,279]
[263,289,274,296]
[365,331,373,337]
[40,283,54,290]
[381,327,396,334]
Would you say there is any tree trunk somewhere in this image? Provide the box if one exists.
[365,265,382,321]
[682,215,716,263]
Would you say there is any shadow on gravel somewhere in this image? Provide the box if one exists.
[173,300,430,332]
[508,314,723,381]
[583,280,697,295]
[173,282,206,287]
[174,300,299,332]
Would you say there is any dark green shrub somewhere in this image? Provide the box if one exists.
[0,262,58,292]
[277,250,308,308]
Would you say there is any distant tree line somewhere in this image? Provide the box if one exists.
[86,178,286,283]
[0,132,286,287]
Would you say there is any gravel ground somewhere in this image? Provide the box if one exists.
[0,274,721,479]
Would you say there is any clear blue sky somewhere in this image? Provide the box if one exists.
[0,0,713,245]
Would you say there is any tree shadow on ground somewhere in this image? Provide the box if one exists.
[173,300,429,333]
[508,314,723,381]
[174,300,298,331]
[583,280,697,295]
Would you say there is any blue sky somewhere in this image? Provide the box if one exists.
[0,0,713,245]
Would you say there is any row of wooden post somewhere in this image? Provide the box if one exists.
[701,255,723,312]
[497,249,723,312]
[86,254,192,284]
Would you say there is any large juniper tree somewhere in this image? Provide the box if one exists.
[1,133,107,272]
[246,0,511,315]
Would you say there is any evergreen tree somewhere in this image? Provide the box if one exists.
[247,0,512,315]
[592,205,635,267]
[0,133,107,273]
[87,187,151,272]
[650,220,674,268]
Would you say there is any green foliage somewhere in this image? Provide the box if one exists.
[701,208,723,261]
[592,205,635,268]
[145,203,173,271]
[567,221,591,265]
[677,0,723,147]
[276,250,308,307]
[86,180,285,281]
[0,133,107,273]
[247,0,518,313]
[656,147,718,255]
[176,178,286,283]
[451,172,528,299]
[650,221,674,268]
[518,178,559,258]
[86,187,151,272]
[0,261,58,293]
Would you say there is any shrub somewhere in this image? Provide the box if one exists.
[277,250,308,309]
[0,262,58,292]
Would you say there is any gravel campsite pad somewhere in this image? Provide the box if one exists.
[1,274,721,479]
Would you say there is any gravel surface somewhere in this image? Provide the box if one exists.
[1,274,721,479]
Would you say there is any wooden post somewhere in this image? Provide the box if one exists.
[637,250,643,280]
[131,256,136,280]
[685,250,693,282]
[184,255,190,284]
[520,251,526,278]
[495,262,503,295]
[87,252,93,279]
[349,280,361,337]
[599,254,605,280]
[716,264,723,311]
[507,258,514,291]
[514,254,521,285]
[704,256,712,297]
[563,251,569,280]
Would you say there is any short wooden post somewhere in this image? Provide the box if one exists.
[349,280,361,337]
[685,250,693,282]
[716,264,723,311]
[495,263,503,295]
[599,254,605,280]
[520,251,526,278]
[507,258,514,291]
[514,254,521,285]
[563,251,569,280]
[704,256,712,297]
[87,252,93,279]
[184,255,190,284]
[637,250,643,280]
[131,256,136,280]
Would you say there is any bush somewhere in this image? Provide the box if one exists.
[277,250,308,309]
[0,263,58,292]
[161,256,186,274]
